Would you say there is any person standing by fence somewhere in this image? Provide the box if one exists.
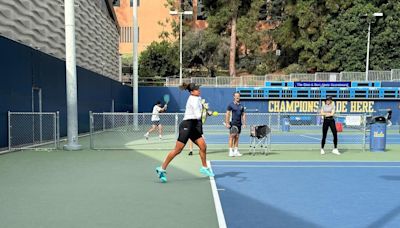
[320,96,340,155]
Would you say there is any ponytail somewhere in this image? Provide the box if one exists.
[179,82,190,91]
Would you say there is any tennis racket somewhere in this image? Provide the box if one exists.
[230,125,239,135]
[163,94,170,105]
[163,94,170,110]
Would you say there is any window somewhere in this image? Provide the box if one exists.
[119,26,139,43]
[130,0,140,7]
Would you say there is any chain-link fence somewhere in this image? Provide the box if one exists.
[8,112,59,150]
[90,112,367,152]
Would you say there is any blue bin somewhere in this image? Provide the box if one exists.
[281,117,290,132]
[370,123,387,152]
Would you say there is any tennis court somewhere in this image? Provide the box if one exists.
[1,132,400,228]
[210,161,400,228]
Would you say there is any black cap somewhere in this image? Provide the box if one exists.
[188,83,200,91]
[326,96,333,101]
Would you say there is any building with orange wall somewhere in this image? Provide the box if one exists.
[113,0,207,54]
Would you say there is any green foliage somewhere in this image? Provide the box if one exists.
[274,0,400,72]
[283,64,307,74]
[121,54,133,66]
[138,41,179,77]
[146,0,400,77]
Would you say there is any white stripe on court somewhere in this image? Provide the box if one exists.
[300,134,333,143]
[207,160,227,228]
[212,165,400,168]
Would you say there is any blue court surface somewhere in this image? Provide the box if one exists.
[211,161,400,228]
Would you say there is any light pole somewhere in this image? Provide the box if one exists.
[170,10,193,85]
[365,12,383,81]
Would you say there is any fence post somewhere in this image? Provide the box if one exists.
[363,113,367,152]
[391,69,393,81]
[53,112,57,149]
[8,111,11,151]
[277,112,281,132]
[56,111,60,149]
[102,113,105,131]
[125,111,129,127]
[174,113,178,137]
[90,111,94,149]
[215,77,218,87]
[268,114,272,152]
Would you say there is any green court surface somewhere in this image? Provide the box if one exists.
[1,135,400,228]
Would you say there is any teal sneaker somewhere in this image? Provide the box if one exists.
[200,167,215,177]
[156,167,167,183]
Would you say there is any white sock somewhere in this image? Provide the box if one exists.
[234,147,238,152]
[229,148,233,153]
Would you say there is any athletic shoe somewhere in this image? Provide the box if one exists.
[159,135,163,140]
[229,150,234,157]
[144,133,149,140]
[188,151,193,156]
[156,167,167,183]
[200,167,215,177]
[320,149,325,155]
[234,149,242,157]
[332,149,341,155]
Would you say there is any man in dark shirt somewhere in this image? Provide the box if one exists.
[225,92,246,157]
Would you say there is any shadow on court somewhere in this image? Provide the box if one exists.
[380,175,400,181]
[217,184,322,228]
[367,205,400,228]
[215,171,247,182]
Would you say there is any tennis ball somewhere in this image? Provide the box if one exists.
[212,111,219,116]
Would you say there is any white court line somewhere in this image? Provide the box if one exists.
[211,160,400,163]
[212,165,400,168]
[300,134,333,143]
[207,160,227,228]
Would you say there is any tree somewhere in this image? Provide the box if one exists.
[273,0,400,72]
[203,0,252,76]
[182,30,221,76]
[138,41,179,77]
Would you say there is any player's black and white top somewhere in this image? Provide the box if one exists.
[151,105,162,121]
[183,95,202,120]
[178,95,203,144]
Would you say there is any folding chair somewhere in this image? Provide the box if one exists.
[249,125,271,155]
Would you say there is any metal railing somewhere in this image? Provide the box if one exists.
[8,112,60,151]
[89,112,368,152]
[164,70,400,87]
